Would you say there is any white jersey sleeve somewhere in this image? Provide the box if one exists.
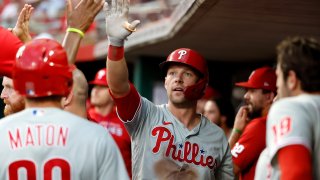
[267,96,312,157]
[254,148,271,180]
[266,94,320,179]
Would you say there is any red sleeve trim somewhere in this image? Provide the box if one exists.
[278,145,312,180]
[109,83,141,122]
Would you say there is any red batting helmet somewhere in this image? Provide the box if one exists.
[89,68,108,87]
[159,48,209,100]
[13,39,73,97]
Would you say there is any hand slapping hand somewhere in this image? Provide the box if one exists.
[104,0,140,47]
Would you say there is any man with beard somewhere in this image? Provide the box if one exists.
[1,76,25,116]
[228,66,276,180]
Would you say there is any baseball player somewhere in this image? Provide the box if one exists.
[203,97,235,138]
[103,0,234,179]
[0,39,129,179]
[88,68,132,177]
[260,37,320,179]
[228,67,276,180]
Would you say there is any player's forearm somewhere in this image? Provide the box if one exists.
[104,0,140,97]
[62,32,82,64]
[228,130,241,148]
[107,45,131,97]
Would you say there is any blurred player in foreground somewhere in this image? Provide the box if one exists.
[261,37,320,179]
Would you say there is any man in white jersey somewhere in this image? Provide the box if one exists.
[103,0,234,179]
[259,36,320,179]
[0,39,129,180]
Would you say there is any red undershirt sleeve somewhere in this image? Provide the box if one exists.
[109,83,141,122]
[278,145,312,180]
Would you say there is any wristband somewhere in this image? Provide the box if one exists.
[233,128,242,134]
[108,45,124,61]
[67,28,84,38]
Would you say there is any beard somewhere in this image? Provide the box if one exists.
[247,105,263,119]
[3,99,25,116]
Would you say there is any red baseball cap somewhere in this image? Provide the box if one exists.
[202,86,221,100]
[0,27,23,77]
[235,66,277,92]
[89,68,108,87]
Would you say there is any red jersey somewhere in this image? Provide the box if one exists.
[231,117,267,180]
[88,107,132,177]
[0,27,23,77]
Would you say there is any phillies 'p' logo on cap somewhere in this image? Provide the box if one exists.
[177,50,187,60]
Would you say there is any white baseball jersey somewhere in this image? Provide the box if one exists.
[266,94,320,179]
[0,108,129,180]
[122,97,234,180]
[254,148,271,180]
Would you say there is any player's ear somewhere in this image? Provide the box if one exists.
[61,90,73,108]
[287,70,299,91]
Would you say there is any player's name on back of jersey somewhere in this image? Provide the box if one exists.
[7,124,68,150]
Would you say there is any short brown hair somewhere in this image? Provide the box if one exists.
[277,36,320,92]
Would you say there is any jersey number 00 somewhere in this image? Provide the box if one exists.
[8,158,70,180]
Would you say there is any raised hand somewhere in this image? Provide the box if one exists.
[233,106,250,132]
[104,0,140,47]
[11,4,33,43]
[66,0,104,32]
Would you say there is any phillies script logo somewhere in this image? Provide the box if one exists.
[151,126,217,170]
